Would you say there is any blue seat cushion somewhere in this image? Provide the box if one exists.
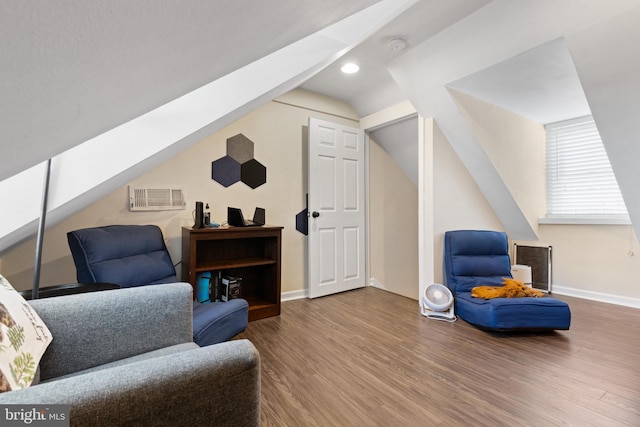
[67,225,177,287]
[455,292,571,330]
[193,299,249,346]
[67,225,249,343]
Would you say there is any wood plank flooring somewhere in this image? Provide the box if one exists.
[237,287,640,426]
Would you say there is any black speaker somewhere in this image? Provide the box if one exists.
[194,201,204,229]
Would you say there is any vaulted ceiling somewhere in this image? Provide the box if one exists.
[0,0,382,181]
[2,0,640,253]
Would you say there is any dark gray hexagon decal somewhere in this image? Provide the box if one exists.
[241,159,266,189]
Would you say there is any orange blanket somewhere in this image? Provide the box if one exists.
[471,278,543,299]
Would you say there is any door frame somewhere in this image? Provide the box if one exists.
[360,101,432,303]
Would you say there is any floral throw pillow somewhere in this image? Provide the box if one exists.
[0,274,52,392]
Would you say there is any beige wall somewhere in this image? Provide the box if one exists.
[452,90,547,232]
[520,224,640,302]
[368,136,418,299]
[4,87,638,306]
[451,92,640,305]
[432,122,505,284]
[1,89,360,295]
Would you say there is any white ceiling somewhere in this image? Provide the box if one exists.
[302,0,492,185]
[303,0,592,125]
[4,0,638,246]
[302,0,492,117]
[447,37,591,125]
[303,0,592,189]
[0,0,380,182]
[2,0,588,183]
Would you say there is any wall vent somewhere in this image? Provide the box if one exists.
[513,244,552,293]
[128,186,186,211]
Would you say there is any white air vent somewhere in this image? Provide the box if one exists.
[128,186,186,211]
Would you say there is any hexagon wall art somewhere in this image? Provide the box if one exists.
[226,134,254,163]
[211,155,241,187]
[241,159,266,189]
[211,133,267,188]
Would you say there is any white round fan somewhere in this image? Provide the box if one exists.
[421,283,456,322]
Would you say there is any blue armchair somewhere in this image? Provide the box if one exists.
[444,230,571,331]
[67,224,249,346]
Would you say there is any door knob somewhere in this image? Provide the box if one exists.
[312,211,320,218]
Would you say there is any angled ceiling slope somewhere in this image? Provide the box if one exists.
[0,0,381,182]
[0,0,418,255]
[388,0,639,240]
[447,38,590,125]
[301,0,492,117]
[565,6,640,238]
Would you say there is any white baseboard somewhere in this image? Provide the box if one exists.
[281,289,307,302]
[280,284,640,310]
[368,277,385,290]
[553,285,640,309]
[281,279,386,302]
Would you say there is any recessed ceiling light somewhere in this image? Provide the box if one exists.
[341,63,360,74]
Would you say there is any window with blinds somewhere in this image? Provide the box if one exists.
[546,116,628,217]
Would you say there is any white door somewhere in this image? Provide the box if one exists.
[308,118,366,298]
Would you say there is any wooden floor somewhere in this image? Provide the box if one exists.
[237,287,640,426]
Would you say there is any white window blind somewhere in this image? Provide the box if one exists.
[546,116,627,217]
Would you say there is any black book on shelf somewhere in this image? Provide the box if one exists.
[211,271,222,302]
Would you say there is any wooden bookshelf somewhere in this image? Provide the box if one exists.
[181,225,282,321]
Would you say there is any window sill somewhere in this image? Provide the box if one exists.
[538,216,631,225]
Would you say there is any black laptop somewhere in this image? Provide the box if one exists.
[228,207,265,227]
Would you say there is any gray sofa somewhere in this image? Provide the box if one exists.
[0,283,260,426]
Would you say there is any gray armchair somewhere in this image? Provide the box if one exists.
[0,283,260,427]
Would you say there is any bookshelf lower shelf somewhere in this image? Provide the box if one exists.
[182,226,282,321]
[246,297,280,321]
